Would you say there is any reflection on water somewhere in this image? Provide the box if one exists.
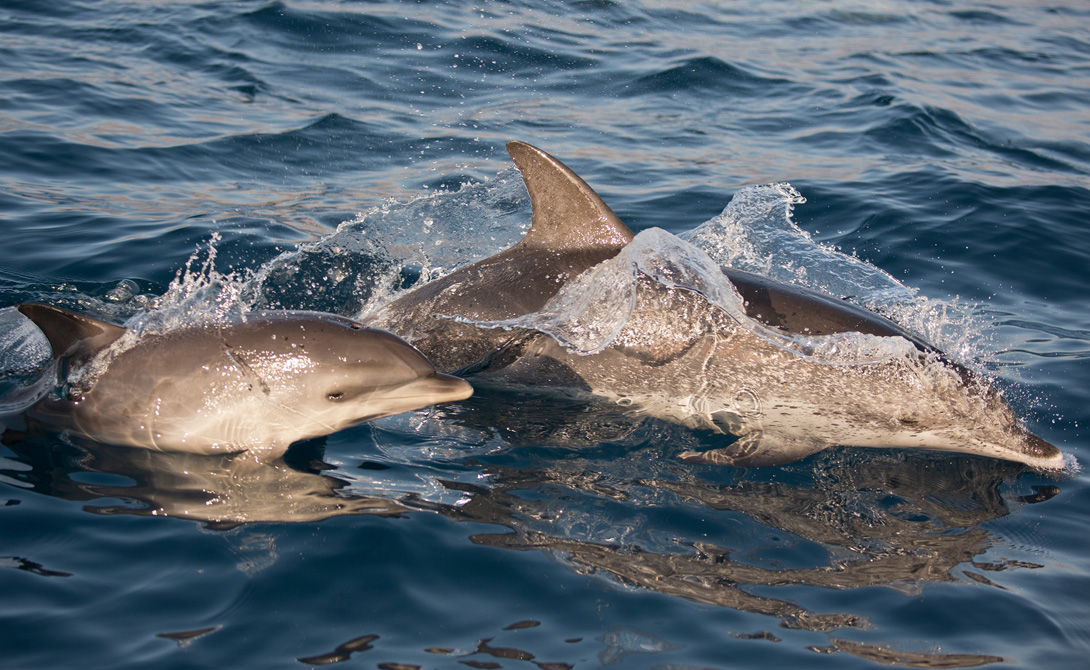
[812,638,1003,669]
[2,438,410,529]
[1,414,1058,668]
[442,459,1037,629]
[296,624,585,670]
[435,450,1052,667]
[297,633,379,666]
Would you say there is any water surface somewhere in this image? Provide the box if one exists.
[2,1,1089,668]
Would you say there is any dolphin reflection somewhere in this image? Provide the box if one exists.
[2,429,1057,667]
[2,438,410,528]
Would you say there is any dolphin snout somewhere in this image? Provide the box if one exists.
[398,373,474,403]
[1018,432,1065,469]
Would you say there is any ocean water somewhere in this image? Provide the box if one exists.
[2,0,1089,668]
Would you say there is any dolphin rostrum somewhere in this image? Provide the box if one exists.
[7,303,472,456]
[371,141,1064,470]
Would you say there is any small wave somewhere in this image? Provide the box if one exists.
[238,1,413,49]
[624,56,796,98]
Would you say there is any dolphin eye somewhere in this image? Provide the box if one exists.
[327,392,345,401]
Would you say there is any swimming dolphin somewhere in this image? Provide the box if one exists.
[371,141,1064,470]
[6,303,472,457]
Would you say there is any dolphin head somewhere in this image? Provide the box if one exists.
[233,311,475,433]
[906,368,1066,470]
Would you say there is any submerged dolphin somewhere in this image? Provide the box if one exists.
[372,141,1064,470]
[6,303,472,456]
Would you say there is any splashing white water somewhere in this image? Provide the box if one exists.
[682,183,914,304]
[245,167,530,319]
[681,183,990,366]
[454,227,919,365]
[0,307,52,376]
[131,233,256,333]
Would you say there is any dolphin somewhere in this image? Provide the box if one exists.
[371,141,1064,470]
[5,303,472,457]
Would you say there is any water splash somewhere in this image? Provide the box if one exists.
[56,235,256,391]
[245,167,530,319]
[130,233,255,333]
[3,171,998,388]
[682,183,915,305]
[127,175,991,374]
[682,183,990,366]
[457,226,919,366]
[0,306,52,377]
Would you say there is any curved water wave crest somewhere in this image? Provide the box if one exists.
[459,225,919,366]
[682,183,914,303]
[682,182,991,364]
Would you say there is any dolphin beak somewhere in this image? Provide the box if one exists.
[934,428,1067,471]
[396,372,474,404]
[1014,432,1066,470]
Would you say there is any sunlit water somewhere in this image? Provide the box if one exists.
[2,1,1089,668]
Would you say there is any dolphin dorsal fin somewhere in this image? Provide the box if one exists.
[507,141,634,251]
[17,303,126,359]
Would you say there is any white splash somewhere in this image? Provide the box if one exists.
[459,226,919,365]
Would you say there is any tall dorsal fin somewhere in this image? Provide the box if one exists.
[507,141,634,251]
[17,303,126,360]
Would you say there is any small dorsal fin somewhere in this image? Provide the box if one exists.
[507,141,634,251]
[17,303,126,359]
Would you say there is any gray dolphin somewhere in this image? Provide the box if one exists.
[8,303,472,457]
[371,141,1064,470]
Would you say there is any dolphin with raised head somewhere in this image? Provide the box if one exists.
[6,303,472,457]
[371,141,1064,470]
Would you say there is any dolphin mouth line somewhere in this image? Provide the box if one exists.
[381,374,474,402]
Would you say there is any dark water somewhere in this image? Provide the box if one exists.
[2,1,1089,668]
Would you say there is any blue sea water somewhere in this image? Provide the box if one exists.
[2,0,1090,668]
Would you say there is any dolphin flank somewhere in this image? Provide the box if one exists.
[371,141,1064,470]
[6,303,472,456]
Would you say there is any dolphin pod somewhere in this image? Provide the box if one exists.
[4,142,1065,469]
[8,304,472,456]
[371,141,1064,470]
